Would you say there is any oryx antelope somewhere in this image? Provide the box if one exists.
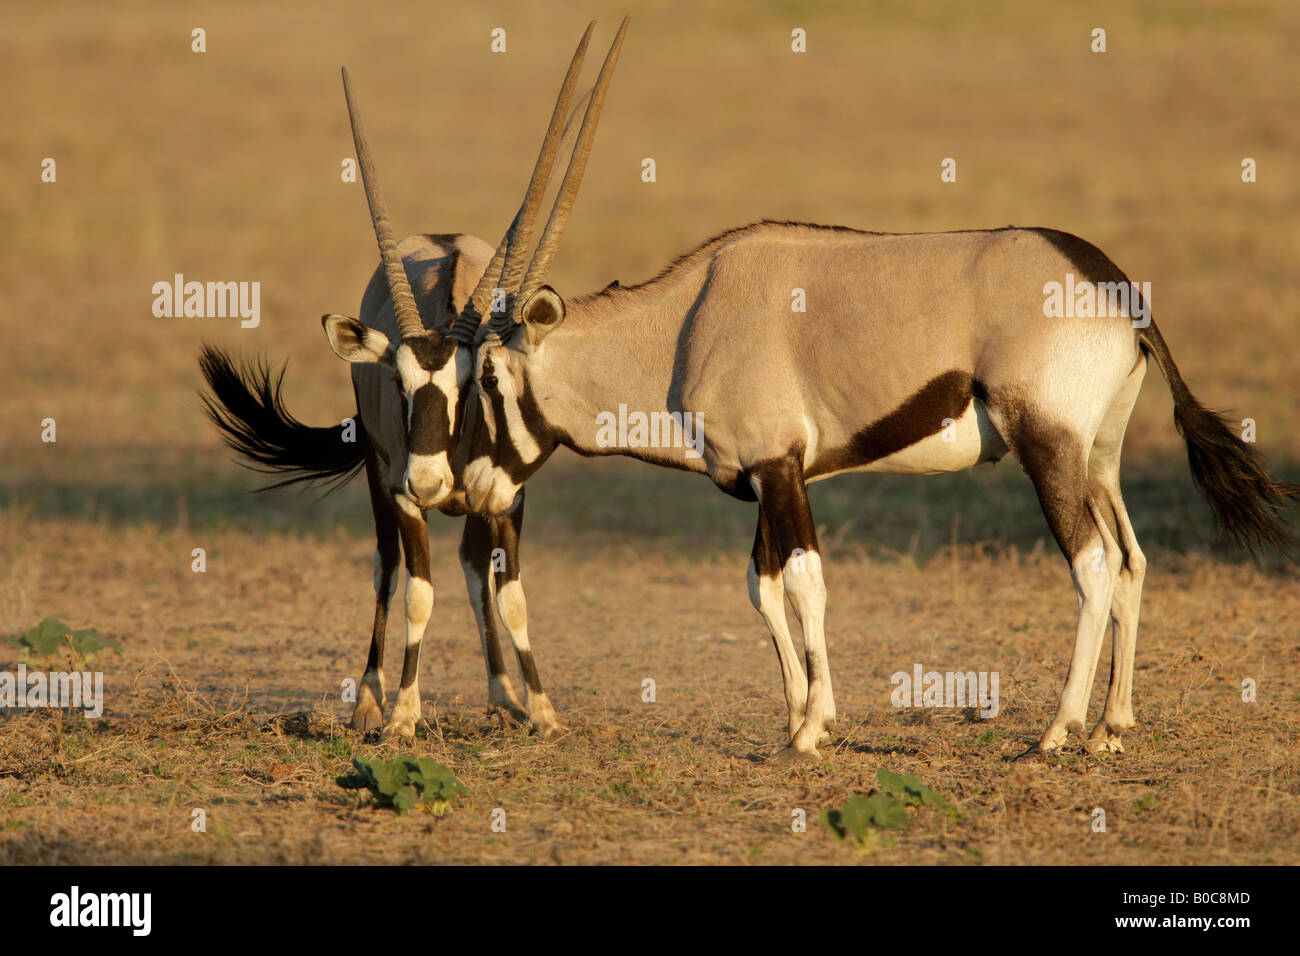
[199,18,629,744]
[457,218,1297,760]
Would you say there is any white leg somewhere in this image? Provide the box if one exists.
[382,498,432,744]
[1039,502,1120,751]
[784,550,833,758]
[747,557,808,738]
[1090,492,1145,752]
[460,553,527,721]
[496,578,563,741]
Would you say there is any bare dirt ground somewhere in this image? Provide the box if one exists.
[2,0,1298,864]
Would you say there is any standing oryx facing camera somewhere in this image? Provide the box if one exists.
[200,18,630,744]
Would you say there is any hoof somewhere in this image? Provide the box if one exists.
[533,720,567,743]
[527,695,564,743]
[491,702,530,726]
[1010,745,1054,762]
[769,745,822,765]
[489,676,529,725]
[379,718,417,746]
[349,700,384,734]
[791,723,832,749]
[1036,723,1072,753]
[1087,721,1128,754]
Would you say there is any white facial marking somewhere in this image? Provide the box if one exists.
[406,450,453,502]
[478,347,542,464]
[395,344,429,393]
[429,352,459,408]
[493,377,542,464]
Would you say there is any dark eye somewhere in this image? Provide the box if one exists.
[481,375,498,390]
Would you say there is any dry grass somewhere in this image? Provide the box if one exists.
[1,513,1297,864]
[2,0,1298,864]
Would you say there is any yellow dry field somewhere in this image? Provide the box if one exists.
[1,0,1297,864]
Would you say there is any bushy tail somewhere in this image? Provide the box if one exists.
[1138,323,1299,557]
[198,344,366,491]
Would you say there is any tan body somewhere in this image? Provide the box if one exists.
[465,219,1294,759]
[494,224,1133,489]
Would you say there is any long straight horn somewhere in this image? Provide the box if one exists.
[447,87,594,345]
[503,15,629,331]
[449,222,513,344]
[450,21,596,344]
[341,67,425,340]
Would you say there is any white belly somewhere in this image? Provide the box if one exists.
[868,399,1007,475]
[807,399,1009,484]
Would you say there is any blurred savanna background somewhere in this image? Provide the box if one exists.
[1,1,1297,864]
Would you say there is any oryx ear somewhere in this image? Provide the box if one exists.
[322,314,392,365]
[520,286,565,351]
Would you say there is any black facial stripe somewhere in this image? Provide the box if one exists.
[480,375,552,486]
[409,383,452,455]
[403,335,457,368]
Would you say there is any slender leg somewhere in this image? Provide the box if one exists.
[1088,476,1145,753]
[1012,425,1121,751]
[747,506,809,739]
[382,494,433,744]
[458,513,528,724]
[492,490,564,741]
[1085,359,1147,753]
[351,449,400,732]
[750,458,834,760]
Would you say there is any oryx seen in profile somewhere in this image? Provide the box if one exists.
[457,217,1297,760]
[199,18,629,744]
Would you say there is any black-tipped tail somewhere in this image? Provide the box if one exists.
[198,345,366,491]
[1138,323,1299,557]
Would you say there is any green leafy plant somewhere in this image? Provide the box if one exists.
[8,618,120,669]
[876,769,959,819]
[822,769,959,847]
[336,756,467,815]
